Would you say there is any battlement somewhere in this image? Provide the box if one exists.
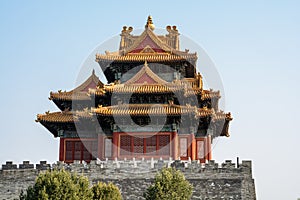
[1,159,252,176]
[0,159,256,200]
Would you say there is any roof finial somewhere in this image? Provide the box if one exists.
[92,69,95,75]
[145,15,155,30]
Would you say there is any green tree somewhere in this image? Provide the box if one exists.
[20,169,93,200]
[144,167,193,200]
[92,182,122,200]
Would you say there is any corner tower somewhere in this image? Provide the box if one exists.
[36,17,232,163]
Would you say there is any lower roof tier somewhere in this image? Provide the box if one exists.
[36,104,232,138]
[37,104,232,121]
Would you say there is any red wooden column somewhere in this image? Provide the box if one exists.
[112,132,119,159]
[172,131,178,160]
[190,134,196,160]
[207,135,212,160]
[59,138,65,161]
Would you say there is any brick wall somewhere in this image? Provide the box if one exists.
[0,159,256,200]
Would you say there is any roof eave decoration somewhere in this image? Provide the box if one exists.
[92,103,198,116]
[36,110,92,123]
[95,53,197,63]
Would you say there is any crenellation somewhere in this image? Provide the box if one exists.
[2,161,17,170]
[0,159,255,173]
[36,161,51,170]
[205,160,219,169]
[222,160,236,169]
[171,159,185,171]
[19,161,34,169]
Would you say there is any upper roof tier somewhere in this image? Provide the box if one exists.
[96,16,197,64]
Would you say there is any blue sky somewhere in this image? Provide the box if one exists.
[0,1,300,199]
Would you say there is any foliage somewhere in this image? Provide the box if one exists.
[143,167,193,200]
[19,169,93,200]
[92,182,122,200]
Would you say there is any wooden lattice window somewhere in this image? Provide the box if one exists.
[158,135,170,155]
[74,141,82,160]
[83,145,91,161]
[65,140,97,163]
[119,134,171,156]
[66,141,73,161]
[133,137,144,155]
[120,135,131,156]
[145,136,157,155]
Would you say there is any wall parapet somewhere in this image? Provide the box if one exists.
[1,159,252,177]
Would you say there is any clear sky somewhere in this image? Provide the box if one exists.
[0,1,299,199]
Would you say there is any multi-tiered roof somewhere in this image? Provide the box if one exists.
[36,16,232,162]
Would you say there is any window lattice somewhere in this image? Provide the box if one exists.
[146,136,156,155]
[66,141,73,161]
[64,140,98,162]
[74,141,82,160]
[158,135,170,155]
[133,137,144,154]
[120,135,131,156]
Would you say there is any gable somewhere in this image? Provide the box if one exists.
[132,73,159,84]
[73,70,103,92]
[129,35,165,53]
[81,81,98,92]
[124,62,168,85]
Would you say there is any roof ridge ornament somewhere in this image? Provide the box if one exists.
[145,15,155,31]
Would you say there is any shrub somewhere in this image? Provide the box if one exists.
[20,169,92,200]
[144,167,193,200]
[92,182,122,200]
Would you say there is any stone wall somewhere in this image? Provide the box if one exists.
[0,159,256,200]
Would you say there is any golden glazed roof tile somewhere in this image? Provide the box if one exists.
[103,84,180,94]
[49,91,91,101]
[90,82,219,99]
[201,90,221,100]
[36,110,92,123]
[36,107,232,123]
[95,53,197,63]
[92,103,231,120]
[92,104,197,116]
[36,111,77,123]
